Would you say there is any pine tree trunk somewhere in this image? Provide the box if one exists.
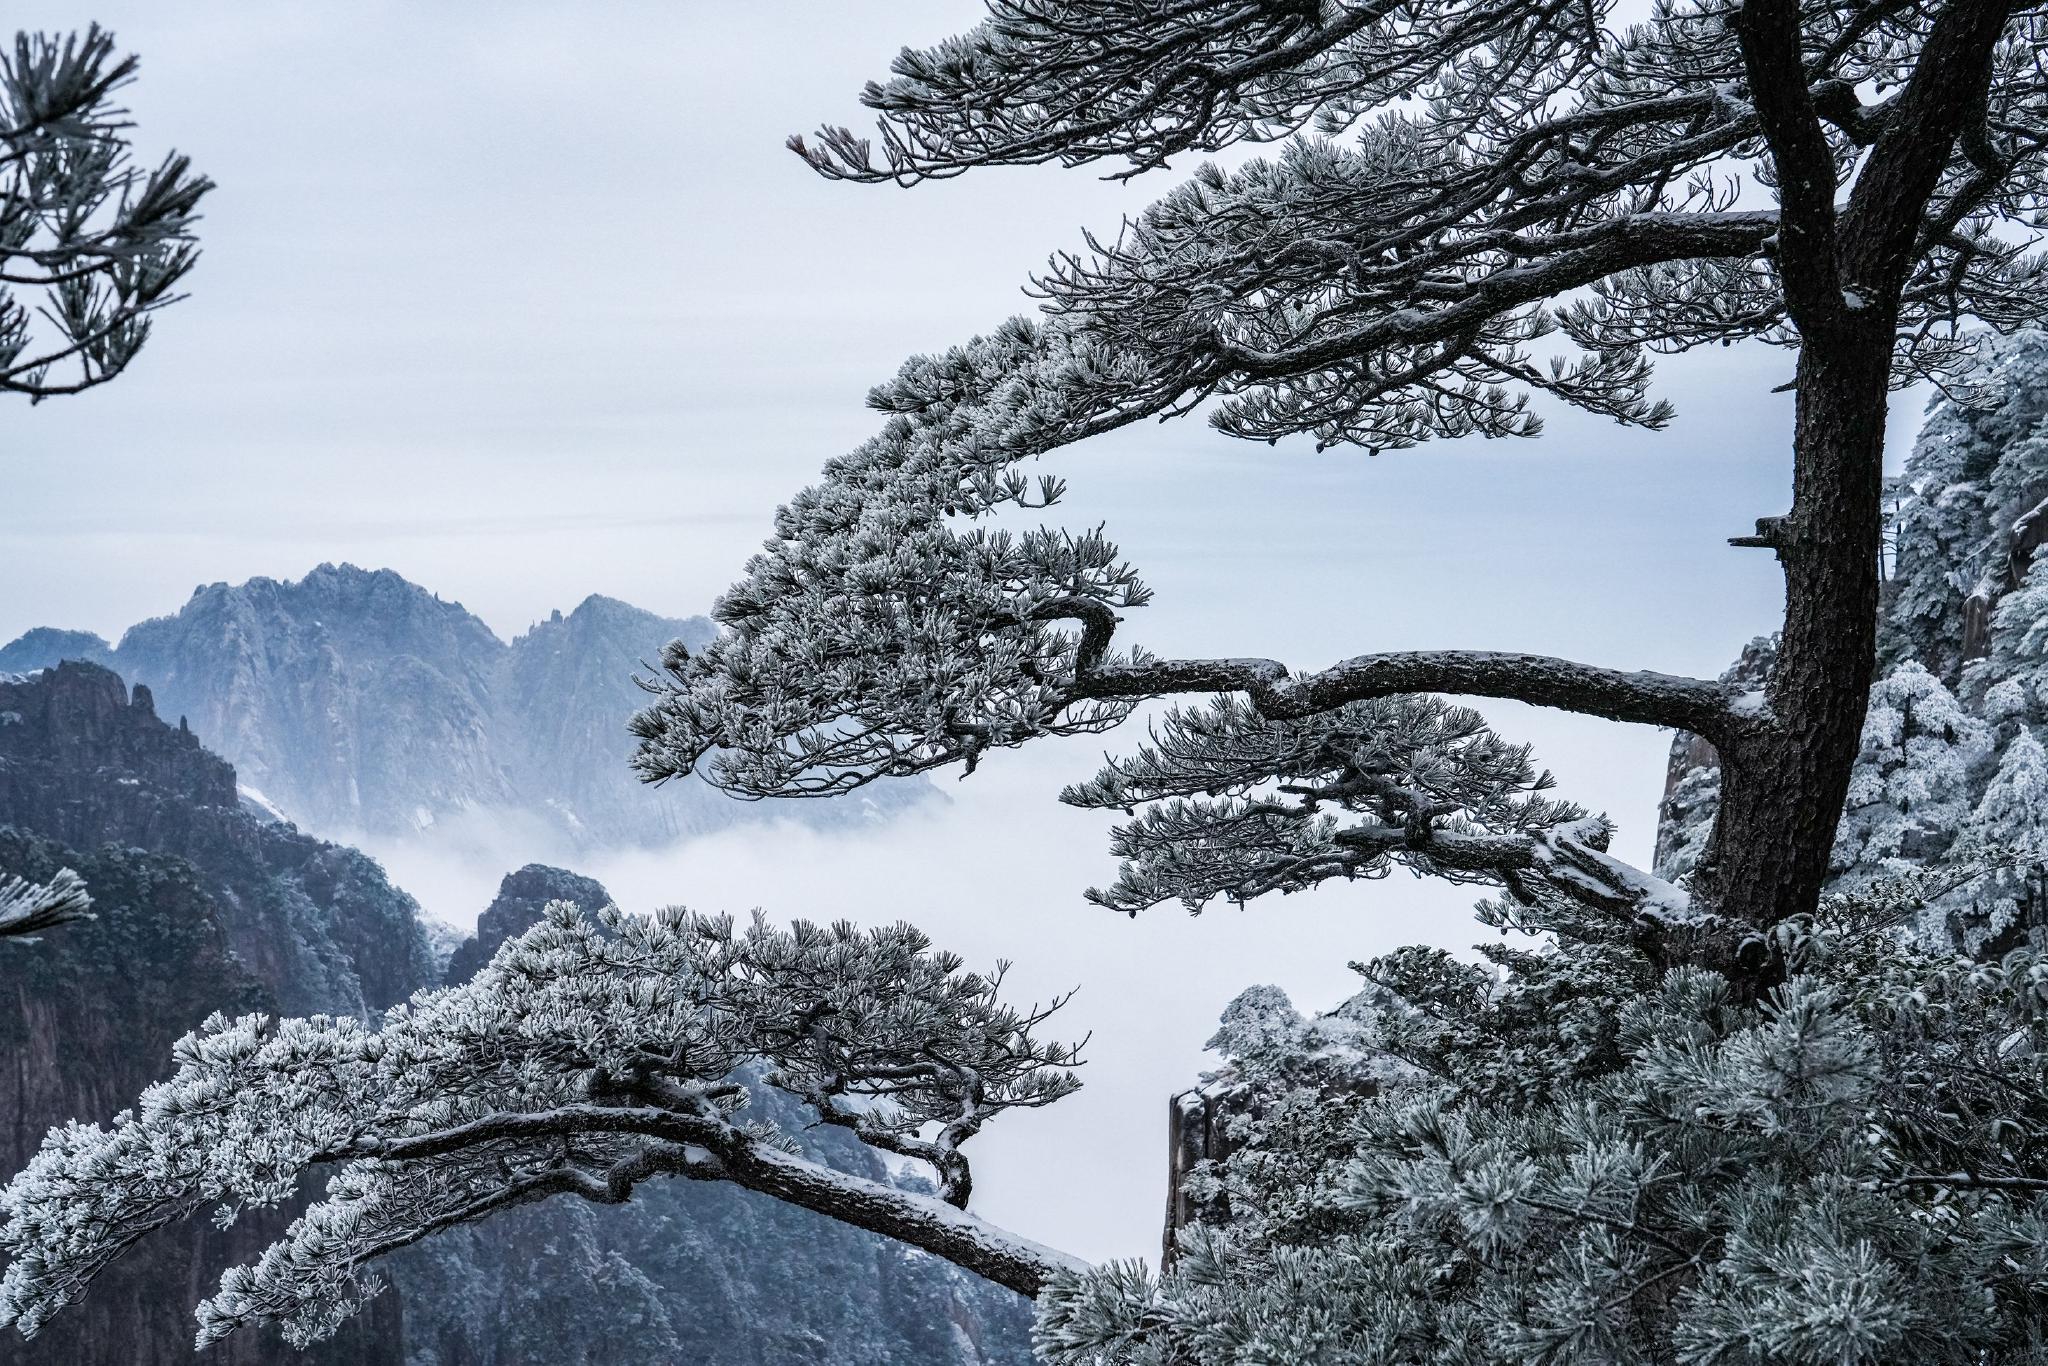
[1699,318,1895,979]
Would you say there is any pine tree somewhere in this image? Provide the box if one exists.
[1887,333,2048,682]
[1830,661,1991,883]
[1966,548,2048,716]
[1940,729,2048,953]
[0,26,210,401]
[1037,884,2048,1365]
[634,0,2048,983]
[13,0,2048,1357]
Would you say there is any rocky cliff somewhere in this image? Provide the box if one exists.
[0,663,435,1016]
[1,565,918,850]
[0,663,429,1365]
[0,666,1031,1365]
[442,862,611,984]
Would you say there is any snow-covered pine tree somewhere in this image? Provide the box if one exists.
[1830,662,1991,883]
[1944,728,2048,952]
[0,903,1088,1347]
[1,26,210,401]
[1966,547,2048,716]
[1036,879,2048,1365]
[631,0,2048,987]
[1887,331,2048,683]
[13,1,2048,1359]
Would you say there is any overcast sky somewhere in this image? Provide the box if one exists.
[3,3,1932,1270]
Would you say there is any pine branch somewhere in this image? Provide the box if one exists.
[0,869,92,940]
[1078,648,1752,743]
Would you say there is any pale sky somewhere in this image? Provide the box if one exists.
[2,2,1929,1270]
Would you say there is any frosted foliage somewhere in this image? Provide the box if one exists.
[1831,662,1991,878]
[637,0,2048,815]
[0,27,209,400]
[1945,731,2048,954]
[1060,694,1581,913]
[0,903,1082,1348]
[1969,552,2048,713]
[0,867,90,940]
[629,317,1156,798]
[1037,891,2048,1365]
[1887,331,2048,680]
[1205,985,1306,1062]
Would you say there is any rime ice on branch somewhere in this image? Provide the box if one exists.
[1058,694,1590,915]
[1,26,210,401]
[0,904,1084,1347]
[636,0,2048,965]
[0,869,90,940]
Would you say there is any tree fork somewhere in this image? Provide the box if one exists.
[1692,0,2020,982]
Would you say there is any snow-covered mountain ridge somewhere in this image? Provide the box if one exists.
[0,564,919,848]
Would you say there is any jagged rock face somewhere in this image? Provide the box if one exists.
[0,626,112,675]
[0,662,435,1015]
[443,862,612,984]
[0,564,917,848]
[0,673,1031,1365]
[1652,637,1778,882]
[0,832,409,1366]
[1164,1085,1240,1264]
[107,564,521,836]
[0,667,426,1365]
[498,595,725,843]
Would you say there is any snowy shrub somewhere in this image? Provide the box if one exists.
[1039,887,2048,1364]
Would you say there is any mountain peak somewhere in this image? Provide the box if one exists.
[0,660,238,821]
[0,626,114,676]
[9,569,903,845]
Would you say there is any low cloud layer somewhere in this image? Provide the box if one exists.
[362,722,1629,1267]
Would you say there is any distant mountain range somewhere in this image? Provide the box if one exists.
[0,564,919,847]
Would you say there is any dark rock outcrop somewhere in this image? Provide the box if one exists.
[1164,1084,1240,1265]
[0,663,436,1015]
[442,862,611,984]
[1651,636,1778,883]
[0,663,430,1365]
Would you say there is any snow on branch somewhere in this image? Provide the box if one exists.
[626,312,1749,808]
[1056,688,1699,933]
[0,903,1085,1348]
[1077,648,1751,739]
[1060,693,1585,914]
[791,0,1605,184]
[0,868,91,940]
[634,0,2048,922]
[0,26,211,401]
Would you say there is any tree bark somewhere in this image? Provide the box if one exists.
[1691,0,2018,984]
[701,1138,1085,1297]
[1698,319,1895,958]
